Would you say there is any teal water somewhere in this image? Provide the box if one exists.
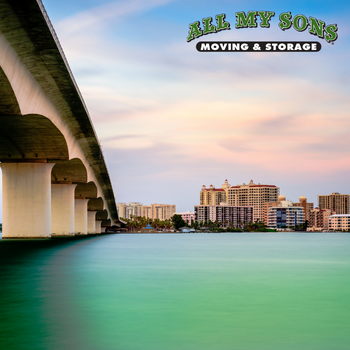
[0,233,350,350]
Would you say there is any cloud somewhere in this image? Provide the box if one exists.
[56,0,174,35]
[42,0,350,211]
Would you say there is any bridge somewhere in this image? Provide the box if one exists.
[0,0,122,238]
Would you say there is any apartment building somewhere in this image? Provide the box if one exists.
[194,204,253,228]
[228,180,280,221]
[267,201,305,228]
[308,208,335,231]
[142,204,176,220]
[318,192,349,214]
[328,214,350,231]
[200,179,231,205]
[175,211,195,225]
[292,196,314,222]
[117,202,143,219]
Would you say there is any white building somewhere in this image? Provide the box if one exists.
[328,214,350,231]
[268,200,305,228]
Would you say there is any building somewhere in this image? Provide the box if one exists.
[328,214,350,231]
[262,195,286,225]
[117,202,143,219]
[194,204,253,228]
[318,192,350,214]
[268,200,305,229]
[228,180,280,221]
[308,208,335,231]
[142,204,176,220]
[292,196,314,222]
[200,179,231,205]
[175,211,195,225]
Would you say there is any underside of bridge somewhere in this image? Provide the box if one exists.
[0,0,123,238]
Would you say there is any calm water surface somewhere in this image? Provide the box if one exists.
[0,233,350,350]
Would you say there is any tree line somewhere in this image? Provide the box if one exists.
[121,215,276,232]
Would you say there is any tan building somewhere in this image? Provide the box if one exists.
[200,179,231,205]
[142,204,176,220]
[117,202,143,219]
[263,195,286,225]
[293,196,314,222]
[318,192,350,214]
[328,214,350,231]
[228,180,280,221]
[308,208,335,231]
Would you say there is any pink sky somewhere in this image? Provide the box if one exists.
[1,1,349,218]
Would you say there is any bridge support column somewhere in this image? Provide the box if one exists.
[87,211,97,234]
[1,162,54,239]
[51,183,77,236]
[95,220,102,234]
[101,227,106,233]
[75,198,88,235]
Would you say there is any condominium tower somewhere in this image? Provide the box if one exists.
[117,202,143,219]
[142,204,176,220]
[228,180,280,221]
[318,192,350,214]
[200,180,231,205]
[194,204,253,228]
[292,196,314,222]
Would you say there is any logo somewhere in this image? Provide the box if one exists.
[187,11,338,52]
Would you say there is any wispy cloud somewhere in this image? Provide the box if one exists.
[56,0,174,35]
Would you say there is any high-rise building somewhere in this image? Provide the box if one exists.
[117,202,143,219]
[267,201,305,229]
[308,208,335,231]
[194,204,253,228]
[262,195,286,225]
[318,192,350,214]
[293,196,314,222]
[142,204,176,220]
[228,179,279,221]
[200,179,231,205]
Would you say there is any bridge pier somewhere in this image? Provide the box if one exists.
[101,227,106,233]
[74,198,88,235]
[1,162,54,238]
[51,183,77,236]
[87,211,97,234]
[95,220,102,234]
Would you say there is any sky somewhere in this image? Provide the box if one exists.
[1,0,350,219]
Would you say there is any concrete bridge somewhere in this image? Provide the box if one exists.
[0,0,121,238]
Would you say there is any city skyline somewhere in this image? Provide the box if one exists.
[0,0,349,219]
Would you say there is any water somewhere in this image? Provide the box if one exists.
[0,233,350,350]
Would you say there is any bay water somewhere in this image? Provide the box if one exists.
[0,233,349,350]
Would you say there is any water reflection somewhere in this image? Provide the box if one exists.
[0,233,350,350]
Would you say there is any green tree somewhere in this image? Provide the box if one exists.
[171,214,186,230]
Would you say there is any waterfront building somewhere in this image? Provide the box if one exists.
[292,196,314,222]
[307,208,335,231]
[194,204,253,228]
[262,195,287,225]
[328,214,350,231]
[228,180,280,221]
[267,200,305,228]
[200,179,231,205]
[175,211,195,225]
[117,202,143,219]
[143,204,176,220]
[318,192,350,214]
